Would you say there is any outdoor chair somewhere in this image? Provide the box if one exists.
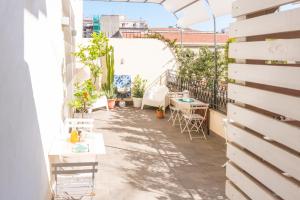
[180,105,209,141]
[65,118,94,133]
[168,92,184,126]
[51,162,98,200]
[89,96,109,112]
[141,85,169,109]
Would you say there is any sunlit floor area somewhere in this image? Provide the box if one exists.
[90,108,227,200]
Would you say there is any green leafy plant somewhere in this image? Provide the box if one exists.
[148,32,231,85]
[176,47,225,87]
[157,106,164,112]
[73,32,109,84]
[69,79,99,117]
[132,75,147,98]
[103,86,116,99]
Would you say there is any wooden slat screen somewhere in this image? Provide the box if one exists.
[226,1,300,199]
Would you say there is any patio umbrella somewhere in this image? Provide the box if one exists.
[93,0,233,27]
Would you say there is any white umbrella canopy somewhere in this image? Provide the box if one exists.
[94,0,233,27]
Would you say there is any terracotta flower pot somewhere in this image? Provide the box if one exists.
[156,110,164,119]
[108,99,116,109]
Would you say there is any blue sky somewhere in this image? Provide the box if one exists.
[83,1,235,32]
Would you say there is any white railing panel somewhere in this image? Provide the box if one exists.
[228,103,300,152]
[232,0,298,17]
[225,181,249,200]
[229,64,300,90]
[228,124,300,181]
[228,84,300,121]
[227,144,300,200]
[226,163,279,200]
[229,39,300,61]
[230,7,300,37]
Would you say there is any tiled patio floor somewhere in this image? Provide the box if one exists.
[90,107,227,200]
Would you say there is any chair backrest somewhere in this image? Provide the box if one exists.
[52,162,98,198]
[65,118,94,133]
[52,162,98,176]
[168,92,184,98]
[182,104,209,120]
[144,85,169,101]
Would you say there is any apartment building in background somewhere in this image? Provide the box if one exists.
[83,15,228,50]
[83,15,148,38]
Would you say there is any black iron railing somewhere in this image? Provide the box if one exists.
[166,70,232,114]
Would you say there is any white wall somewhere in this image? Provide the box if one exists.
[79,38,177,87]
[0,0,73,199]
[110,38,177,86]
[209,109,227,138]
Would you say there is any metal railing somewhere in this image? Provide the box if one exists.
[166,70,232,114]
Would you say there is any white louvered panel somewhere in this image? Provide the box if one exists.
[227,103,300,153]
[226,163,279,200]
[227,144,300,200]
[232,0,298,17]
[228,64,300,90]
[227,124,300,181]
[228,84,300,121]
[225,181,249,200]
[230,7,300,38]
[229,39,300,61]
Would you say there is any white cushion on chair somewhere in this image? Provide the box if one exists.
[142,85,169,109]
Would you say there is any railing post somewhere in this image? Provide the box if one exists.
[213,14,218,110]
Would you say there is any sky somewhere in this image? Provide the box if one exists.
[83,1,235,32]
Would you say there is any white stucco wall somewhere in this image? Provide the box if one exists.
[0,1,74,199]
[209,109,227,139]
[79,38,177,86]
[111,38,177,86]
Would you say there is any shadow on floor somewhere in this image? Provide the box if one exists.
[89,107,227,200]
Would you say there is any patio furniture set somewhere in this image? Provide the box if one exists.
[167,91,209,141]
[49,118,105,200]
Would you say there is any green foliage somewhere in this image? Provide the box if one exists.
[103,85,116,99]
[101,45,115,99]
[157,105,164,112]
[132,75,147,98]
[147,33,238,85]
[69,79,99,115]
[73,32,109,84]
[176,47,226,86]
[224,38,236,82]
[104,45,115,91]
[224,38,236,67]
[146,33,180,54]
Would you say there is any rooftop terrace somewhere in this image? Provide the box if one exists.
[91,108,227,200]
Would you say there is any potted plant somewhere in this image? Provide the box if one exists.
[104,87,117,109]
[156,106,165,119]
[132,75,147,108]
[69,79,99,117]
[101,44,117,109]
